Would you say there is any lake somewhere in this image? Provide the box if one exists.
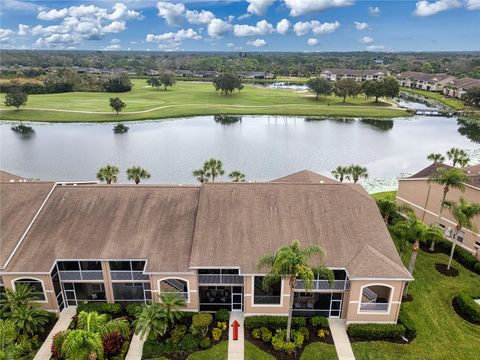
[1,115,479,192]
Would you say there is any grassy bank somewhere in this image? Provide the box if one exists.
[400,87,466,110]
[371,191,397,200]
[0,80,407,122]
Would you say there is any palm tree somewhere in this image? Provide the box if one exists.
[203,158,224,182]
[0,283,38,316]
[96,164,119,184]
[443,198,480,270]
[0,319,31,359]
[133,304,168,340]
[126,166,151,184]
[376,197,412,224]
[192,168,209,183]
[257,240,333,341]
[61,311,130,360]
[158,293,186,327]
[391,214,426,257]
[348,165,368,183]
[228,170,246,182]
[9,304,50,336]
[447,147,469,167]
[427,153,445,164]
[331,166,350,183]
[428,168,467,250]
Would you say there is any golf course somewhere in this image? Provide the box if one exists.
[0,79,408,122]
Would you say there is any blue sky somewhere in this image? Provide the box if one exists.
[0,0,479,52]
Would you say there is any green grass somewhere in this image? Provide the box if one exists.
[400,87,466,110]
[300,342,339,360]
[186,341,228,360]
[351,250,480,360]
[0,80,407,122]
[371,191,397,200]
[245,341,276,360]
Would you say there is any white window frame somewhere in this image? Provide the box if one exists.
[158,278,190,303]
[251,276,284,307]
[357,283,394,315]
[12,277,48,304]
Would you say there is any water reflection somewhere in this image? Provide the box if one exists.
[213,115,242,125]
[457,118,480,144]
[360,119,394,131]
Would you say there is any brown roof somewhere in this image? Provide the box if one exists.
[271,170,338,184]
[409,162,453,179]
[0,170,24,182]
[406,163,480,188]
[189,182,410,279]
[0,182,55,269]
[448,77,479,88]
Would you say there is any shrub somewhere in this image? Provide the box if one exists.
[212,327,222,341]
[454,293,480,324]
[217,321,227,331]
[252,328,261,339]
[271,333,284,351]
[292,331,304,348]
[284,341,296,355]
[475,262,480,274]
[143,339,176,358]
[298,326,310,341]
[170,325,187,343]
[110,340,130,360]
[215,308,230,322]
[271,330,301,355]
[191,312,213,337]
[260,327,272,342]
[103,331,124,357]
[126,303,142,319]
[51,330,69,359]
[310,316,329,329]
[318,329,329,340]
[244,316,306,330]
[347,323,406,340]
[77,302,122,316]
[200,337,212,349]
[398,308,417,339]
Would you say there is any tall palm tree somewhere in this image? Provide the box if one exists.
[443,198,480,270]
[204,158,224,182]
[133,304,168,340]
[428,168,467,250]
[192,168,209,183]
[257,240,333,341]
[427,153,445,164]
[228,170,246,182]
[96,164,119,184]
[376,198,412,224]
[348,165,368,183]
[158,293,186,327]
[331,166,350,183]
[126,166,151,184]
[447,147,469,167]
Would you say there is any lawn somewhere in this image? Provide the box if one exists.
[400,87,466,110]
[371,191,397,200]
[184,340,277,360]
[0,79,407,122]
[300,342,339,360]
[351,250,480,360]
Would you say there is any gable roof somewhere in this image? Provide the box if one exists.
[271,170,338,184]
[404,163,480,188]
[0,170,24,182]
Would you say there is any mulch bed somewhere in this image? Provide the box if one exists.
[348,336,408,344]
[435,263,459,277]
[244,325,333,360]
[451,298,480,326]
[402,294,414,303]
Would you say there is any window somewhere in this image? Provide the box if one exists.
[58,261,80,271]
[455,231,465,243]
[109,261,132,271]
[80,261,102,271]
[112,282,150,302]
[160,279,188,300]
[475,240,480,248]
[359,285,391,313]
[14,278,45,301]
[253,276,281,305]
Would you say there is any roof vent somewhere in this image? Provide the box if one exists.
[320,181,325,184]
[9,179,14,182]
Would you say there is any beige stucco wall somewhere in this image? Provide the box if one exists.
[397,179,480,256]
[345,279,405,324]
[150,273,199,311]
[244,276,290,316]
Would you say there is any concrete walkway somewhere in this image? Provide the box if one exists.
[328,319,356,360]
[228,312,244,360]
[34,307,77,360]
[125,334,145,360]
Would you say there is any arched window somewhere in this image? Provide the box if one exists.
[359,284,392,313]
[159,279,188,301]
[14,278,46,301]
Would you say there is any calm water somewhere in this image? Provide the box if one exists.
[1,115,479,192]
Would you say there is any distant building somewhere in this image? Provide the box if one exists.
[239,72,275,80]
[320,69,389,82]
[443,77,480,99]
[396,72,456,92]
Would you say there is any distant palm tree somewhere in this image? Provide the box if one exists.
[127,166,151,184]
[192,168,209,183]
[443,198,480,270]
[428,168,467,250]
[348,165,368,183]
[376,197,412,224]
[257,240,333,341]
[158,293,186,328]
[204,158,224,182]
[228,170,246,182]
[331,166,350,183]
[447,147,469,167]
[427,153,445,164]
[96,164,119,184]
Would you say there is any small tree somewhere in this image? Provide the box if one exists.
[376,197,412,224]
[427,153,445,164]
[193,158,224,183]
[134,305,168,341]
[228,170,246,182]
[381,77,400,98]
[193,168,209,183]
[331,166,350,183]
[126,166,151,184]
[159,72,176,91]
[464,87,480,107]
[158,293,186,328]
[109,97,126,115]
[362,80,383,102]
[334,78,361,102]
[446,147,469,167]
[213,73,243,95]
[147,76,161,90]
[306,78,332,100]
[96,164,120,184]
[348,165,368,183]
[4,88,28,110]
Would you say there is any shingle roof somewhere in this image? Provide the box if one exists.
[0,170,24,182]
[271,170,338,184]
[405,163,480,188]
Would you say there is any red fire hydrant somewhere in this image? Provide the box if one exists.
[231,320,240,341]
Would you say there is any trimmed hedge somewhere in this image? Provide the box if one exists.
[398,308,417,339]
[347,323,406,340]
[215,309,230,322]
[453,293,480,324]
[429,239,480,275]
[244,316,306,330]
[310,316,329,329]
[76,302,122,316]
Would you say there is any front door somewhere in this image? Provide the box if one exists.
[329,293,343,318]
[231,286,243,311]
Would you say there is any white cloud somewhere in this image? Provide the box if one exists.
[233,20,273,37]
[307,38,318,46]
[354,21,369,30]
[368,6,381,16]
[284,0,354,17]
[293,20,340,36]
[466,0,480,9]
[186,9,215,24]
[104,38,122,50]
[366,44,385,51]
[276,18,291,35]
[227,42,235,48]
[246,0,275,15]
[107,3,143,21]
[156,1,186,25]
[35,33,82,48]
[359,36,373,44]
[0,28,14,43]
[38,8,69,21]
[247,38,267,47]
[146,28,201,43]
[18,24,30,36]
[103,21,126,33]
[208,18,233,38]
[413,0,461,16]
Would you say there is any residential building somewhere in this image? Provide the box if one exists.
[0,170,411,324]
[443,77,480,99]
[397,163,480,257]
[396,72,456,92]
[320,69,389,82]
[239,72,275,80]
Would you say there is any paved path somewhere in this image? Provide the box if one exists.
[475,299,480,306]
[34,307,77,360]
[328,319,356,360]
[228,312,244,360]
[125,334,145,360]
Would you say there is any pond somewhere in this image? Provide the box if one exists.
[1,115,479,193]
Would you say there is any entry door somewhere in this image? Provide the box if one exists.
[329,293,343,318]
[231,286,243,311]
[63,283,77,307]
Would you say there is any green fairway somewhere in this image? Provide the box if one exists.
[352,250,480,360]
[0,80,407,122]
